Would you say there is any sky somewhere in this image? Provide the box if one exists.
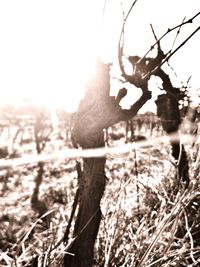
[0,0,199,113]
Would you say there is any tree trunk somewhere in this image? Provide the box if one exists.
[64,154,106,267]
[63,59,151,267]
[155,93,189,187]
[64,126,106,267]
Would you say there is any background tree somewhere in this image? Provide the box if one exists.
[31,108,53,216]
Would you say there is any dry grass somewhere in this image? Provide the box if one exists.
[0,121,200,266]
[95,133,200,266]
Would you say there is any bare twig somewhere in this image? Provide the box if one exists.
[170,17,186,52]
[160,26,200,66]
[140,11,200,62]
[142,25,200,79]
[119,0,139,50]
[118,0,139,76]
[150,24,158,42]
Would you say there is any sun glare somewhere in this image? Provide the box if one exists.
[0,0,104,112]
[2,1,198,113]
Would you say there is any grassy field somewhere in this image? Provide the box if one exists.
[0,114,199,267]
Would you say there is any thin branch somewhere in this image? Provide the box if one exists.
[170,17,186,52]
[140,11,200,62]
[142,25,200,79]
[162,25,200,64]
[150,24,158,41]
[124,0,139,23]
[118,0,139,76]
[167,62,178,78]
[119,0,139,48]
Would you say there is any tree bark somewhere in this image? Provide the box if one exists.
[63,59,151,267]
[64,155,106,267]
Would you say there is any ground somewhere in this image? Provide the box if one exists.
[0,113,200,266]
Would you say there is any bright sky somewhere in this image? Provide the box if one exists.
[0,0,199,113]
[120,0,200,112]
[0,0,102,111]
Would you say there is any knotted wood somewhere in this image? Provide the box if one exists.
[64,59,151,267]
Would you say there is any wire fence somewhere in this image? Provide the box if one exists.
[0,131,198,169]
